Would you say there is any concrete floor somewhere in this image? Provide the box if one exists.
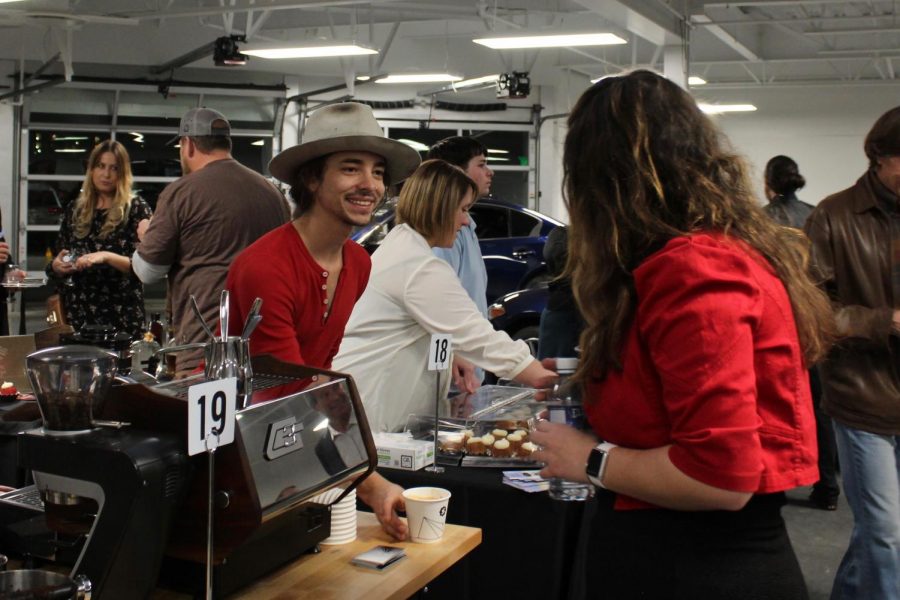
[7,298,854,598]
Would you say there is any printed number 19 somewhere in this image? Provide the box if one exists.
[197,390,227,438]
[434,338,448,365]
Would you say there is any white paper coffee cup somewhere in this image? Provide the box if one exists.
[402,487,451,543]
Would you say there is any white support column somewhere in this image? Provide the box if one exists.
[663,44,688,89]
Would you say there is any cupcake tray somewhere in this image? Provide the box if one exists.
[406,385,544,469]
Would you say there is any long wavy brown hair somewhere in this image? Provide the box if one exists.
[563,70,833,382]
[73,140,133,239]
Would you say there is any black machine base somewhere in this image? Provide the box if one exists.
[159,502,331,599]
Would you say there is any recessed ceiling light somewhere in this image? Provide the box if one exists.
[688,76,707,85]
[376,73,462,84]
[698,103,757,114]
[241,42,377,59]
[474,33,626,50]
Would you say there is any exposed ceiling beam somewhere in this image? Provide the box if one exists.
[693,14,898,26]
[804,25,900,35]
[692,14,761,61]
[573,0,683,46]
[704,0,877,7]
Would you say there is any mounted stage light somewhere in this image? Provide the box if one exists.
[497,72,530,99]
[241,42,377,59]
[214,35,248,66]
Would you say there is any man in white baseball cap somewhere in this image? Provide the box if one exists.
[225,101,420,539]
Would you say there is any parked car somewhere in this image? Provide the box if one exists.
[487,285,549,357]
[353,197,563,302]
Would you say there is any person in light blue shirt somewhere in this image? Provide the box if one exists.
[427,137,494,391]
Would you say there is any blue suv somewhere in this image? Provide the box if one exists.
[353,197,563,302]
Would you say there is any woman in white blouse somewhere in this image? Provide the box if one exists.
[334,159,556,432]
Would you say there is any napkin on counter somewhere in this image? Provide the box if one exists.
[502,470,549,493]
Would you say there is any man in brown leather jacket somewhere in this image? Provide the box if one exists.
[804,106,900,600]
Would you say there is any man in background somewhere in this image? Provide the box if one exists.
[427,136,494,391]
[133,107,289,374]
[805,106,900,600]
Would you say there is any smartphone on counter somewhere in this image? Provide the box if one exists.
[350,545,407,570]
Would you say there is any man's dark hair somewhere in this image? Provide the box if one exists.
[288,154,392,219]
[189,135,232,154]
[427,136,487,168]
[865,105,900,168]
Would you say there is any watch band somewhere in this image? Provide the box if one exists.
[586,442,616,489]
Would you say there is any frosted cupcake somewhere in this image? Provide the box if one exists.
[466,436,486,456]
[491,428,509,439]
[491,438,512,458]
[440,433,465,454]
[506,431,524,453]
[518,441,538,458]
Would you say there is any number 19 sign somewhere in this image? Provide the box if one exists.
[188,377,237,456]
[427,333,452,371]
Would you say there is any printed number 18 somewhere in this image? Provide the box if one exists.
[434,338,448,365]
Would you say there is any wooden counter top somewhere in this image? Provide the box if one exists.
[233,512,480,600]
[155,512,481,600]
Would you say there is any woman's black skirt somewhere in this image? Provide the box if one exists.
[585,491,809,600]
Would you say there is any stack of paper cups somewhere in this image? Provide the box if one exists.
[310,487,358,545]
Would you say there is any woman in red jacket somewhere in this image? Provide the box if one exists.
[531,70,834,599]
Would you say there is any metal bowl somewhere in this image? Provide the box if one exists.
[0,569,91,599]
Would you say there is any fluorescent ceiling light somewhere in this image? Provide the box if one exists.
[251,139,265,146]
[474,33,626,50]
[241,43,377,59]
[591,74,708,86]
[397,139,430,152]
[487,149,509,154]
[698,103,757,114]
[452,74,500,89]
[376,73,462,84]
[55,149,86,153]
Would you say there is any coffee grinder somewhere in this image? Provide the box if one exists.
[18,345,190,599]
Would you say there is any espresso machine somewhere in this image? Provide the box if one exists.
[99,354,378,598]
[5,342,377,598]
[16,345,190,599]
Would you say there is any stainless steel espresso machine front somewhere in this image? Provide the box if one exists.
[101,354,378,598]
[8,350,376,599]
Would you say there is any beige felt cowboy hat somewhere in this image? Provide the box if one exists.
[268,102,421,185]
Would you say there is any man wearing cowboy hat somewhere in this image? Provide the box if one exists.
[133,107,290,374]
[225,101,420,539]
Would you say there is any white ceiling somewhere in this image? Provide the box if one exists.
[0,0,898,96]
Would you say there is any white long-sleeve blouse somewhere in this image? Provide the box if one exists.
[333,224,532,432]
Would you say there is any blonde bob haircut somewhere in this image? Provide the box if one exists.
[396,159,477,243]
[73,140,134,239]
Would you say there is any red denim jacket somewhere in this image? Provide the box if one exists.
[586,233,818,510]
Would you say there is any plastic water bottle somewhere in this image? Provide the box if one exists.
[547,357,594,502]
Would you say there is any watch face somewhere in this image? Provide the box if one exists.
[587,447,606,477]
